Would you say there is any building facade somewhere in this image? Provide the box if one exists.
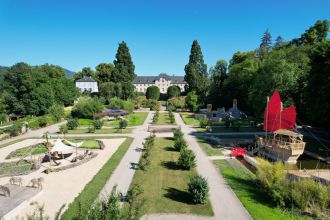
[75,76,99,93]
[133,73,186,93]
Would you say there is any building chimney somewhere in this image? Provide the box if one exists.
[233,99,237,109]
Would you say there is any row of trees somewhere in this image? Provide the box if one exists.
[74,41,136,101]
[184,19,330,128]
[0,63,79,116]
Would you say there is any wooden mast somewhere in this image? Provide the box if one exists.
[266,96,269,140]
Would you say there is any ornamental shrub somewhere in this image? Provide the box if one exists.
[188,175,209,204]
[173,128,184,140]
[67,118,78,130]
[167,85,180,98]
[174,137,187,151]
[7,123,22,137]
[199,118,209,128]
[71,97,103,119]
[38,117,48,127]
[178,147,196,170]
[119,119,128,129]
[146,86,160,100]
[93,119,104,129]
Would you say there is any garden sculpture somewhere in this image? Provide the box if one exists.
[9,176,23,186]
[0,185,10,197]
[29,177,44,189]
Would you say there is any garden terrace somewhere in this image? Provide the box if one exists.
[128,137,213,216]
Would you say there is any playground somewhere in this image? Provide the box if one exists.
[0,138,125,219]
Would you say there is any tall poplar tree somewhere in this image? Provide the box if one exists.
[184,40,208,105]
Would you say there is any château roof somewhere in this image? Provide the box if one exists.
[76,76,97,83]
[134,73,185,84]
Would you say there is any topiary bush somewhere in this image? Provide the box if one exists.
[92,119,104,129]
[119,119,128,129]
[178,147,196,170]
[188,175,209,204]
[146,86,160,100]
[174,137,187,151]
[173,128,183,141]
[67,118,78,130]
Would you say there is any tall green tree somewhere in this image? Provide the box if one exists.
[257,30,272,59]
[112,41,135,83]
[95,63,114,83]
[184,40,209,105]
[208,59,228,107]
[73,67,95,81]
[274,36,284,47]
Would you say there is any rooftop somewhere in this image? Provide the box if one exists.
[134,73,185,84]
[76,76,97,83]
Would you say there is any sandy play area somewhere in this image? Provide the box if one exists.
[0,138,126,219]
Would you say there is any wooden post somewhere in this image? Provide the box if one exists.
[265,96,269,141]
[280,102,283,129]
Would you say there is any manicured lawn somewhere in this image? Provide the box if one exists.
[196,138,223,156]
[104,112,148,127]
[180,112,200,126]
[78,118,93,126]
[5,144,48,159]
[0,160,32,176]
[67,128,133,134]
[156,112,176,125]
[213,159,307,220]
[129,137,213,216]
[65,139,101,149]
[61,137,134,220]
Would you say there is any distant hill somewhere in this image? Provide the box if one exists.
[63,68,75,78]
[0,65,75,78]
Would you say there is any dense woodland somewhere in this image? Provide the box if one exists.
[0,20,329,129]
[185,19,330,128]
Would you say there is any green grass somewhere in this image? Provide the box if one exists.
[0,160,32,176]
[156,112,176,125]
[213,159,307,220]
[180,112,200,126]
[196,138,223,156]
[5,144,48,159]
[61,137,134,220]
[65,139,101,149]
[104,112,148,127]
[196,126,261,133]
[129,137,213,216]
[78,118,93,126]
[67,128,133,134]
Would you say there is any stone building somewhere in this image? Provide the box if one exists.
[133,73,186,93]
[75,76,99,93]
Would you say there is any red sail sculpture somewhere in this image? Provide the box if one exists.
[263,91,296,131]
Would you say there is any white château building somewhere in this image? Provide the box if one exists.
[133,73,186,94]
[75,76,99,93]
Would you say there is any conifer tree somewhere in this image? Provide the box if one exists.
[112,41,135,83]
[184,40,209,105]
[257,30,272,59]
[274,36,284,47]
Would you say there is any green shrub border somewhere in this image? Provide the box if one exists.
[61,137,133,220]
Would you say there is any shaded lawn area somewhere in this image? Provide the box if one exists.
[180,112,200,126]
[196,138,223,156]
[156,112,176,125]
[196,126,261,133]
[61,137,134,220]
[5,144,48,159]
[129,137,213,216]
[104,112,148,127]
[67,128,133,134]
[213,159,307,220]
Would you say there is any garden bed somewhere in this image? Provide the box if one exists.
[129,137,213,216]
[0,160,33,177]
[155,112,176,125]
[67,128,133,134]
[5,143,48,159]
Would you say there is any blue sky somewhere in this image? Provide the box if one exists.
[0,0,329,75]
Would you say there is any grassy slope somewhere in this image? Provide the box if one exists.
[129,137,213,216]
[61,137,134,220]
[105,112,148,127]
[196,138,223,156]
[213,159,307,220]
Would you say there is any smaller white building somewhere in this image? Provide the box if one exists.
[75,76,99,93]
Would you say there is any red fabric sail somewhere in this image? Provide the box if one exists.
[263,91,281,131]
[281,105,296,129]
